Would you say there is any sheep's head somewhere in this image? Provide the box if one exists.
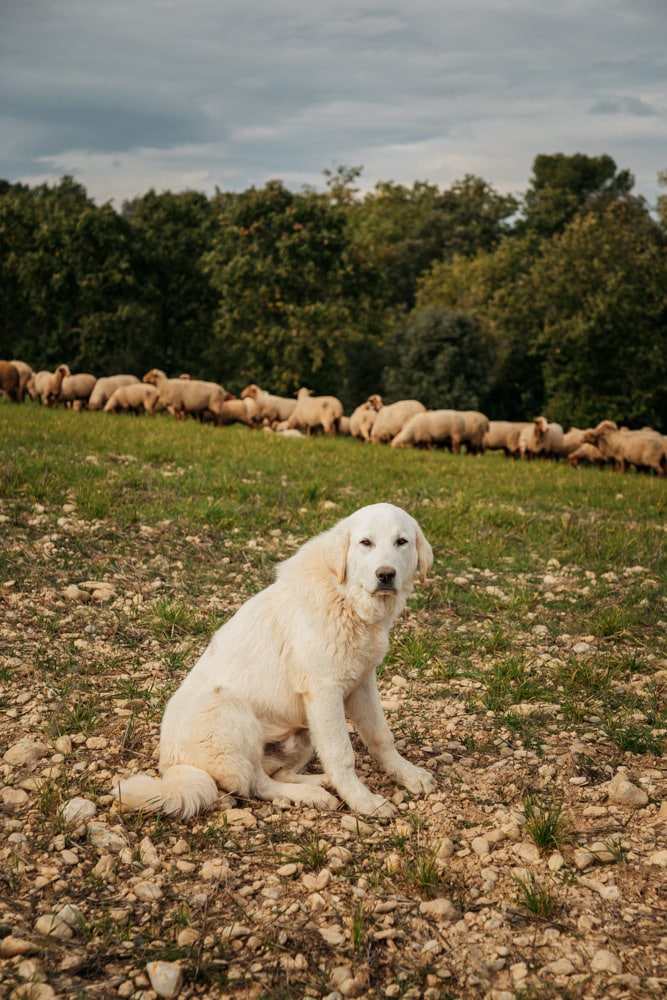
[240,384,259,399]
[296,387,313,398]
[533,416,548,440]
[367,394,383,410]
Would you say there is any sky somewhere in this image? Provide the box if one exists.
[2,0,665,209]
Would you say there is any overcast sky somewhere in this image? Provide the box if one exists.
[2,0,665,209]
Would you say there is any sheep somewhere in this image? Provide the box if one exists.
[390,409,466,451]
[217,396,255,426]
[458,410,490,454]
[240,384,297,425]
[143,368,229,425]
[59,372,97,409]
[9,360,33,402]
[0,361,20,401]
[88,374,140,411]
[370,400,426,443]
[518,417,565,459]
[483,421,532,458]
[104,382,160,415]
[349,395,383,441]
[561,427,586,457]
[566,443,607,468]
[30,364,70,406]
[285,387,344,436]
[583,421,666,475]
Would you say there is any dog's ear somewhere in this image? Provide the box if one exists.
[324,524,350,584]
[415,527,434,583]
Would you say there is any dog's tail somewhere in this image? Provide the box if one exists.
[112,765,218,819]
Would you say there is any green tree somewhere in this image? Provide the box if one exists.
[122,189,217,376]
[203,180,382,404]
[382,306,495,410]
[527,196,667,428]
[520,152,634,238]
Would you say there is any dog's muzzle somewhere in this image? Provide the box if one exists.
[374,566,397,591]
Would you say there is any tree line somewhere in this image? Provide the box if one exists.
[1,153,666,429]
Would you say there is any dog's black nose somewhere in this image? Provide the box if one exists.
[375,566,396,587]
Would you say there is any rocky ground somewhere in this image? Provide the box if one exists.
[1,496,666,1000]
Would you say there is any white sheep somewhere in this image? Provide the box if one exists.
[370,400,426,443]
[29,364,70,406]
[104,382,159,415]
[286,387,344,436]
[88,374,140,410]
[59,372,97,408]
[240,384,297,425]
[390,409,466,450]
[458,410,490,454]
[143,368,229,424]
[349,395,383,441]
[561,427,586,457]
[566,443,607,468]
[583,421,666,475]
[9,360,33,402]
[482,421,532,458]
[518,417,565,459]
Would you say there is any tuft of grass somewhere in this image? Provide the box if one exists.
[522,790,569,852]
[513,872,560,919]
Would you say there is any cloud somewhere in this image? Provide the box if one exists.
[1,1,665,206]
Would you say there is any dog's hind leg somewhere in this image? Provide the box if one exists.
[250,769,339,809]
[263,730,328,786]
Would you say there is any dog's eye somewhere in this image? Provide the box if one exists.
[396,537,409,547]
[359,538,373,547]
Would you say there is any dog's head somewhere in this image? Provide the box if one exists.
[327,503,433,597]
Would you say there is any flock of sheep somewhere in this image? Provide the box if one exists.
[1,359,665,476]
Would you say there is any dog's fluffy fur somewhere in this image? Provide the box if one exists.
[113,503,435,819]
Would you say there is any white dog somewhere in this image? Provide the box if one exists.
[113,502,435,819]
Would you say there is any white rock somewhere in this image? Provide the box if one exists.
[0,787,30,807]
[513,841,541,864]
[591,949,623,973]
[139,836,159,868]
[573,641,591,654]
[34,914,74,939]
[471,836,490,856]
[419,898,459,921]
[61,796,97,826]
[133,880,163,901]
[88,824,127,853]
[646,850,667,867]
[4,739,50,766]
[63,584,91,603]
[0,935,38,957]
[607,777,649,807]
[146,960,184,998]
[319,925,345,946]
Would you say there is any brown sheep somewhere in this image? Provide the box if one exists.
[30,364,70,406]
[104,383,160,415]
[566,443,607,468]
[0,361,20,401]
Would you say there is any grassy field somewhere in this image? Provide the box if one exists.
[1,403,666,999]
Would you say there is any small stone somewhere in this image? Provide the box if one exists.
[436,837,455,859]
[591,949,623,973]
[319,925,345,946]
[607,776,649,808]
[133,880,163,901]
[573,641,591,654]
[0,787,30,808]
[61,796,97,826]
[419,898,459,921]
[548,852,565,871]
[0,935,38,957]
[88,824,127,853]
[34,914,74,939]
[4,739,50,766]
[277,863,300,877]
[63,584,91,603]
[471,836,490,856]
[544,957,576,976]
[330,966,354,989]
[646,850,667,867]
[513,841,541,864]
[574,849,595,870]
[146,960,184,998]
[341,815,374,836]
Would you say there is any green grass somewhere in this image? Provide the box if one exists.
[1,402,665,762]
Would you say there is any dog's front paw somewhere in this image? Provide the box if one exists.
[356,794,397,819]
[307,787,340,810]
[399,765,436,795]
